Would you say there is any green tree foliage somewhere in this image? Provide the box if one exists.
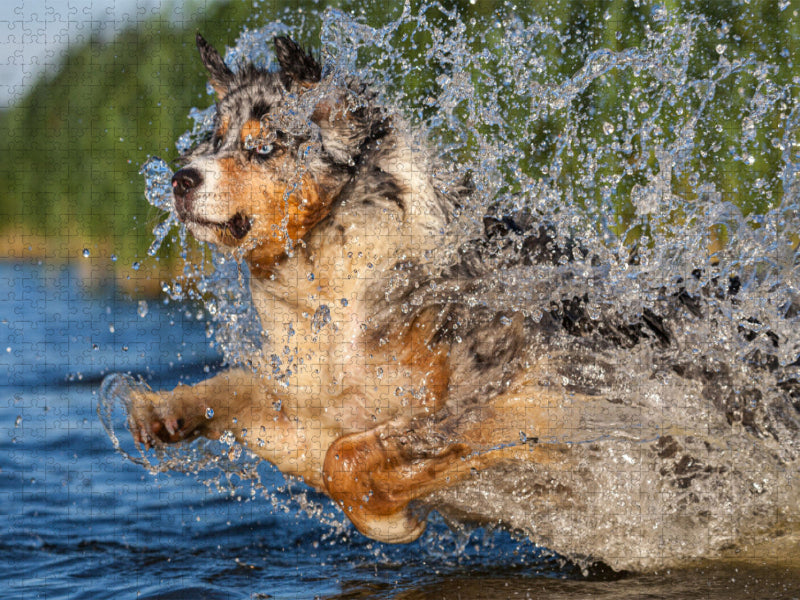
[0,0,796,264]
[0,0,258,261]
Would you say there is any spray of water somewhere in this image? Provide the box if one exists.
[102,3,799,570]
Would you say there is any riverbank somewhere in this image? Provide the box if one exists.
[2,230,182,298]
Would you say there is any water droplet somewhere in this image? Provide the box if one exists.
[311,305,331,333]
[82,248,90,258]
[340,298,348,307]
[110,254,117,262]
[519,431,527,443]
[307,272,315,281]
[108,324,115,333]
[132,261,140,271]
[15,416,22,427]
[602,122,615,135]
[205,407,214,419]
[716,44,726,55]
[137,300,148,318]
[651,4,668,22]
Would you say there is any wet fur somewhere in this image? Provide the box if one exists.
[124,35,798,546]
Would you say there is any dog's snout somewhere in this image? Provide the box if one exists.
[172,168,203,198]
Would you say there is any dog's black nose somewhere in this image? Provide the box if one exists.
[172,168,203,220]
[172,167,203,198]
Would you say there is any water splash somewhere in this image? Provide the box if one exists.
[110,3,800,570]
[140,154,262,366]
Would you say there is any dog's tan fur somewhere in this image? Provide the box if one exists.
[124,34,598,542]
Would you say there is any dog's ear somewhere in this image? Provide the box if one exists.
[196,33,235,99]
[311,88,388,165]
[274,36,321,86]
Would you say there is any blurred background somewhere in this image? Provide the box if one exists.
[1,0,797,295]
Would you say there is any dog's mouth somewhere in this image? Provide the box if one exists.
[181,211,253,241]
[222,212,253,239]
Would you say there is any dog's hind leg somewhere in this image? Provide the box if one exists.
[322,422,547,543]
[322,383,578,543]
[322,426,465,542]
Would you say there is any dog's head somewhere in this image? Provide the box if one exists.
[172,34,385,271]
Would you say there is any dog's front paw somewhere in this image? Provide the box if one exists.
[101,374,204,449]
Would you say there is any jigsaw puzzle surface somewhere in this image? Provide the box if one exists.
[2,1,799,597]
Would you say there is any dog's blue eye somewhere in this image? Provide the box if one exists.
[243,133,275,159]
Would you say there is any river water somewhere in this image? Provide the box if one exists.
[1,263,798,596]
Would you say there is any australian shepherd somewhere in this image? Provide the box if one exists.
[118,34,798,555]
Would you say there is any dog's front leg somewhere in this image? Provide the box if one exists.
[118,368,261,448]
[113,369,333,488]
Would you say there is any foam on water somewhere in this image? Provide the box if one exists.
[106,3,799,570]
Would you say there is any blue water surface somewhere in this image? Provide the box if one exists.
[3,261,798,599]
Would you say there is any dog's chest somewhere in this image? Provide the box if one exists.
[249,273,420,431]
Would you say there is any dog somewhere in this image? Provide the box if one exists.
[120,34,799,555]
